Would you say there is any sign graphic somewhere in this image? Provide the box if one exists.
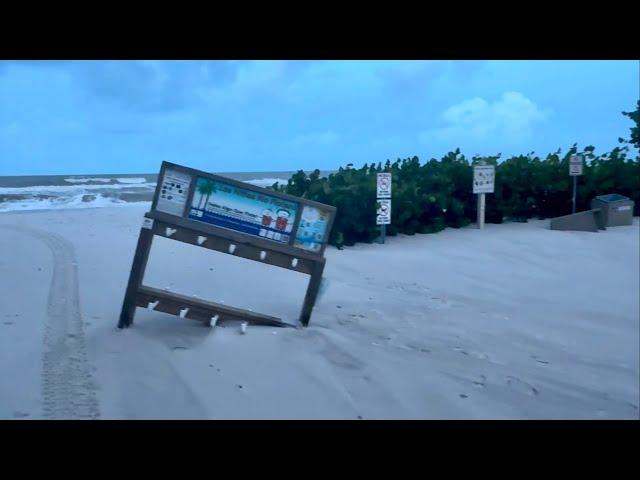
[377,173,392,198]
[188,177,299,244]
[569,155,584,176]
[294,205,331,253]
[473,165,495,194]
[156,168,193,216]
[377,199,391,225]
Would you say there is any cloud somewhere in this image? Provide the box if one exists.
[420,92,549,146]
[291,130,340,146]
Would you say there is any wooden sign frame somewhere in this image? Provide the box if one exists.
[118,161,336,330]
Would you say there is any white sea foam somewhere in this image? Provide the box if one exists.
[0,183,156,195]
[0,193,151,213]
[243,178,289,188]
[116,177,147,184]
[64,177,113,184]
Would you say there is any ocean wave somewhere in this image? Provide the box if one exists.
[0,193,151,213]
[243,178,289,188]
[64,177,113,184]
[0,175,288,214]
[115,177,148,184]
[0,183,157,195]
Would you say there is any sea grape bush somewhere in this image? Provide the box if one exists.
[271,100,640,248]
[271,143,639,249]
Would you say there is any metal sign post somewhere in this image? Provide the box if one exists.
[477,193,486,229]
[376,173,391,243]
[569,155,584,214]
[473,164,495,229]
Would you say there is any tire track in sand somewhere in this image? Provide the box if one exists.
[2,224,100,419]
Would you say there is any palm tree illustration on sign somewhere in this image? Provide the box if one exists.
[196,179,216,209]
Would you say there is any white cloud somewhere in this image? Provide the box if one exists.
[420,91,549,146]
[291,130,340,146]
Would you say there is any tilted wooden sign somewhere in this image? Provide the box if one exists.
[118,161,337,330]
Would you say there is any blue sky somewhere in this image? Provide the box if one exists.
[0,60,637,175]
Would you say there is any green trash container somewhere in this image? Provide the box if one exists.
[590,194,634,227]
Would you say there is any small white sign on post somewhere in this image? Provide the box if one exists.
[376,199,391,225]
[569,155,584,176]
[377,173,392,199]
[473,165,495,194]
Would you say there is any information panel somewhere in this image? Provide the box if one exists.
[473,165,495,194]
[294,205,331,253]
[569,155,584,176]
[156,168,193,216]
[188,176,299,244]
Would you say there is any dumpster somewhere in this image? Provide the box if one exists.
[590,194,634,227]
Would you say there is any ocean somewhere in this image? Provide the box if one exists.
[0,171,331,213]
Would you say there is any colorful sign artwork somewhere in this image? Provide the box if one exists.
[294,205,331,252]
[188,177,299,244]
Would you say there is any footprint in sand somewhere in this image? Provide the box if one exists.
[472,375,486,388]
[3,321,13,326]
[530,354,550,365]
[13,411,30,418]
[506,376,539,396]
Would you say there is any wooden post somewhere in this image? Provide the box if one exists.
[118,225,155,328]
[477,193,486,229]
[299,260,326,327]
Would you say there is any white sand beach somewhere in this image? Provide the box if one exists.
[1,205,638,419]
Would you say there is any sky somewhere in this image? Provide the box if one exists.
[0,60,638,176]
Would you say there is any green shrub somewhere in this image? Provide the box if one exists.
[272,145,639,249]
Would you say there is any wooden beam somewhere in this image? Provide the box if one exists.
[150,218,316,275]
[299,259,326,327]
[136,285,296,328]
[118,225,155,328]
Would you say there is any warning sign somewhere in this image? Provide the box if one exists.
[377,173,392,199]
[569,155,583,176]
[377,199,391,225]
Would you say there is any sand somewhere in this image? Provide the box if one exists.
[0,205,638,419]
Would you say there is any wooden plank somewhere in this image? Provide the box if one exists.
[118,225,155,328]
[147,210,322,262]
[299,259,326,326]
[150,216,317,274]
[136,285,296,328]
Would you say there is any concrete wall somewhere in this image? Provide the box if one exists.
[550,209,604,232]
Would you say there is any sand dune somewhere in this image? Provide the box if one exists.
[0,206,638,419]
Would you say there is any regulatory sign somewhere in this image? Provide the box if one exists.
[377,173,392,199]
[473,165,495,194]
[376,199,391,225]
[156,168,193,216]
[569,155,583,176]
